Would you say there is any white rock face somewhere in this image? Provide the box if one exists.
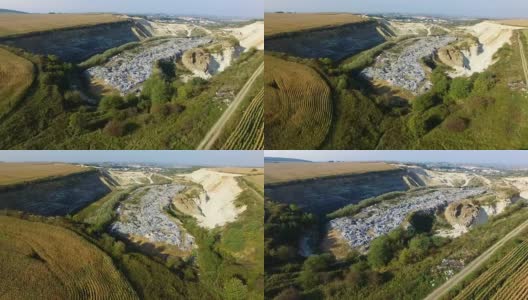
[224,21,264,50]
[180,169,246,228]
[449,21,522,77]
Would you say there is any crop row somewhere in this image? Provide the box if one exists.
[455,241,528,300]
[222,88,264,150]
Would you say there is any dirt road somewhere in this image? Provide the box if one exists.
[519,31,528,88]
[196,62,264,150]
[424,215,528,300]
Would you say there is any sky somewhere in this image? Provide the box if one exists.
[265,151,528,166]
[0,0,263,18]
[265,0,528,19]
[0,151,263,167]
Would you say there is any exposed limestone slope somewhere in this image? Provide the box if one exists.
[182,43,243,79]
[446,21,522,77]
[224,21,264,50]
[404,165,492,187]
[174,169,246,228]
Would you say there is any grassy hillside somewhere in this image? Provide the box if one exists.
[0,45,263,149]
[0,215,138,299]
[265,196,528,299]
[266,28,528,149]
[0,162,88,185]
[0,48,34,118]
[265,54,332,149]
[167,176,265,300]
[0,14,121,37]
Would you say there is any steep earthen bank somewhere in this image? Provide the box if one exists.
[265,169,411,214]
[265,21,391,60]
[0,21,141,62]
[0,170,111,216]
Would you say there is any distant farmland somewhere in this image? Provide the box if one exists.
[0,13,122,37]
[265,54,332,149]
[264,162,398,184]
[0,48,34,117]
[265,13,367,36]
[495,19,528,27]
[0,163,88,185]
[0,216,137,299]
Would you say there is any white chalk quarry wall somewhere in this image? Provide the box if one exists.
[181,169,246,228]
[450,21,522,77]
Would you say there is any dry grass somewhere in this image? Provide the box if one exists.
[0,48,34,116]
[495,20,528,27]
[321,229,351,260]
[0,163,88,186]
[264,162,398,184]
[0,216,137,299]
[244,175,264,191]
[264,54,332,149]
[0,13,122,37]
[265,13,367,36]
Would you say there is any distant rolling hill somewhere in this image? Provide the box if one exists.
[264,157,312,163]
[0,9,27,14]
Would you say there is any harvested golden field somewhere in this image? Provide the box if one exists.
[214,167,264,175]
[0,216,137,299]
[265,162,398,184]
[0,13,122,37]
[265,13,367,36]
[0,48,34,116]
[264,54,332,149]
[495,19,528,27]
[0,163,88,185]
[244,175,264,191]
[221,89,264,150]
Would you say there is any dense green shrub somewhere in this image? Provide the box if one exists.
[99,94,124,111]
[368,236,393,268]
[449,77,473,100]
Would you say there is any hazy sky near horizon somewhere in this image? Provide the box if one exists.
[0,151,263,167]
[265,151,528,166]
[0,0,263,18]
[265,0,528,19]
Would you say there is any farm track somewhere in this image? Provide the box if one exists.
[196,62,264,150]
[519,31,528,88]
[221,88,264,150]
[425,215,528,300]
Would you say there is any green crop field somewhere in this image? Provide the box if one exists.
[453,240,528,299]
[0,216,137,299]
[222,88,264,150]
